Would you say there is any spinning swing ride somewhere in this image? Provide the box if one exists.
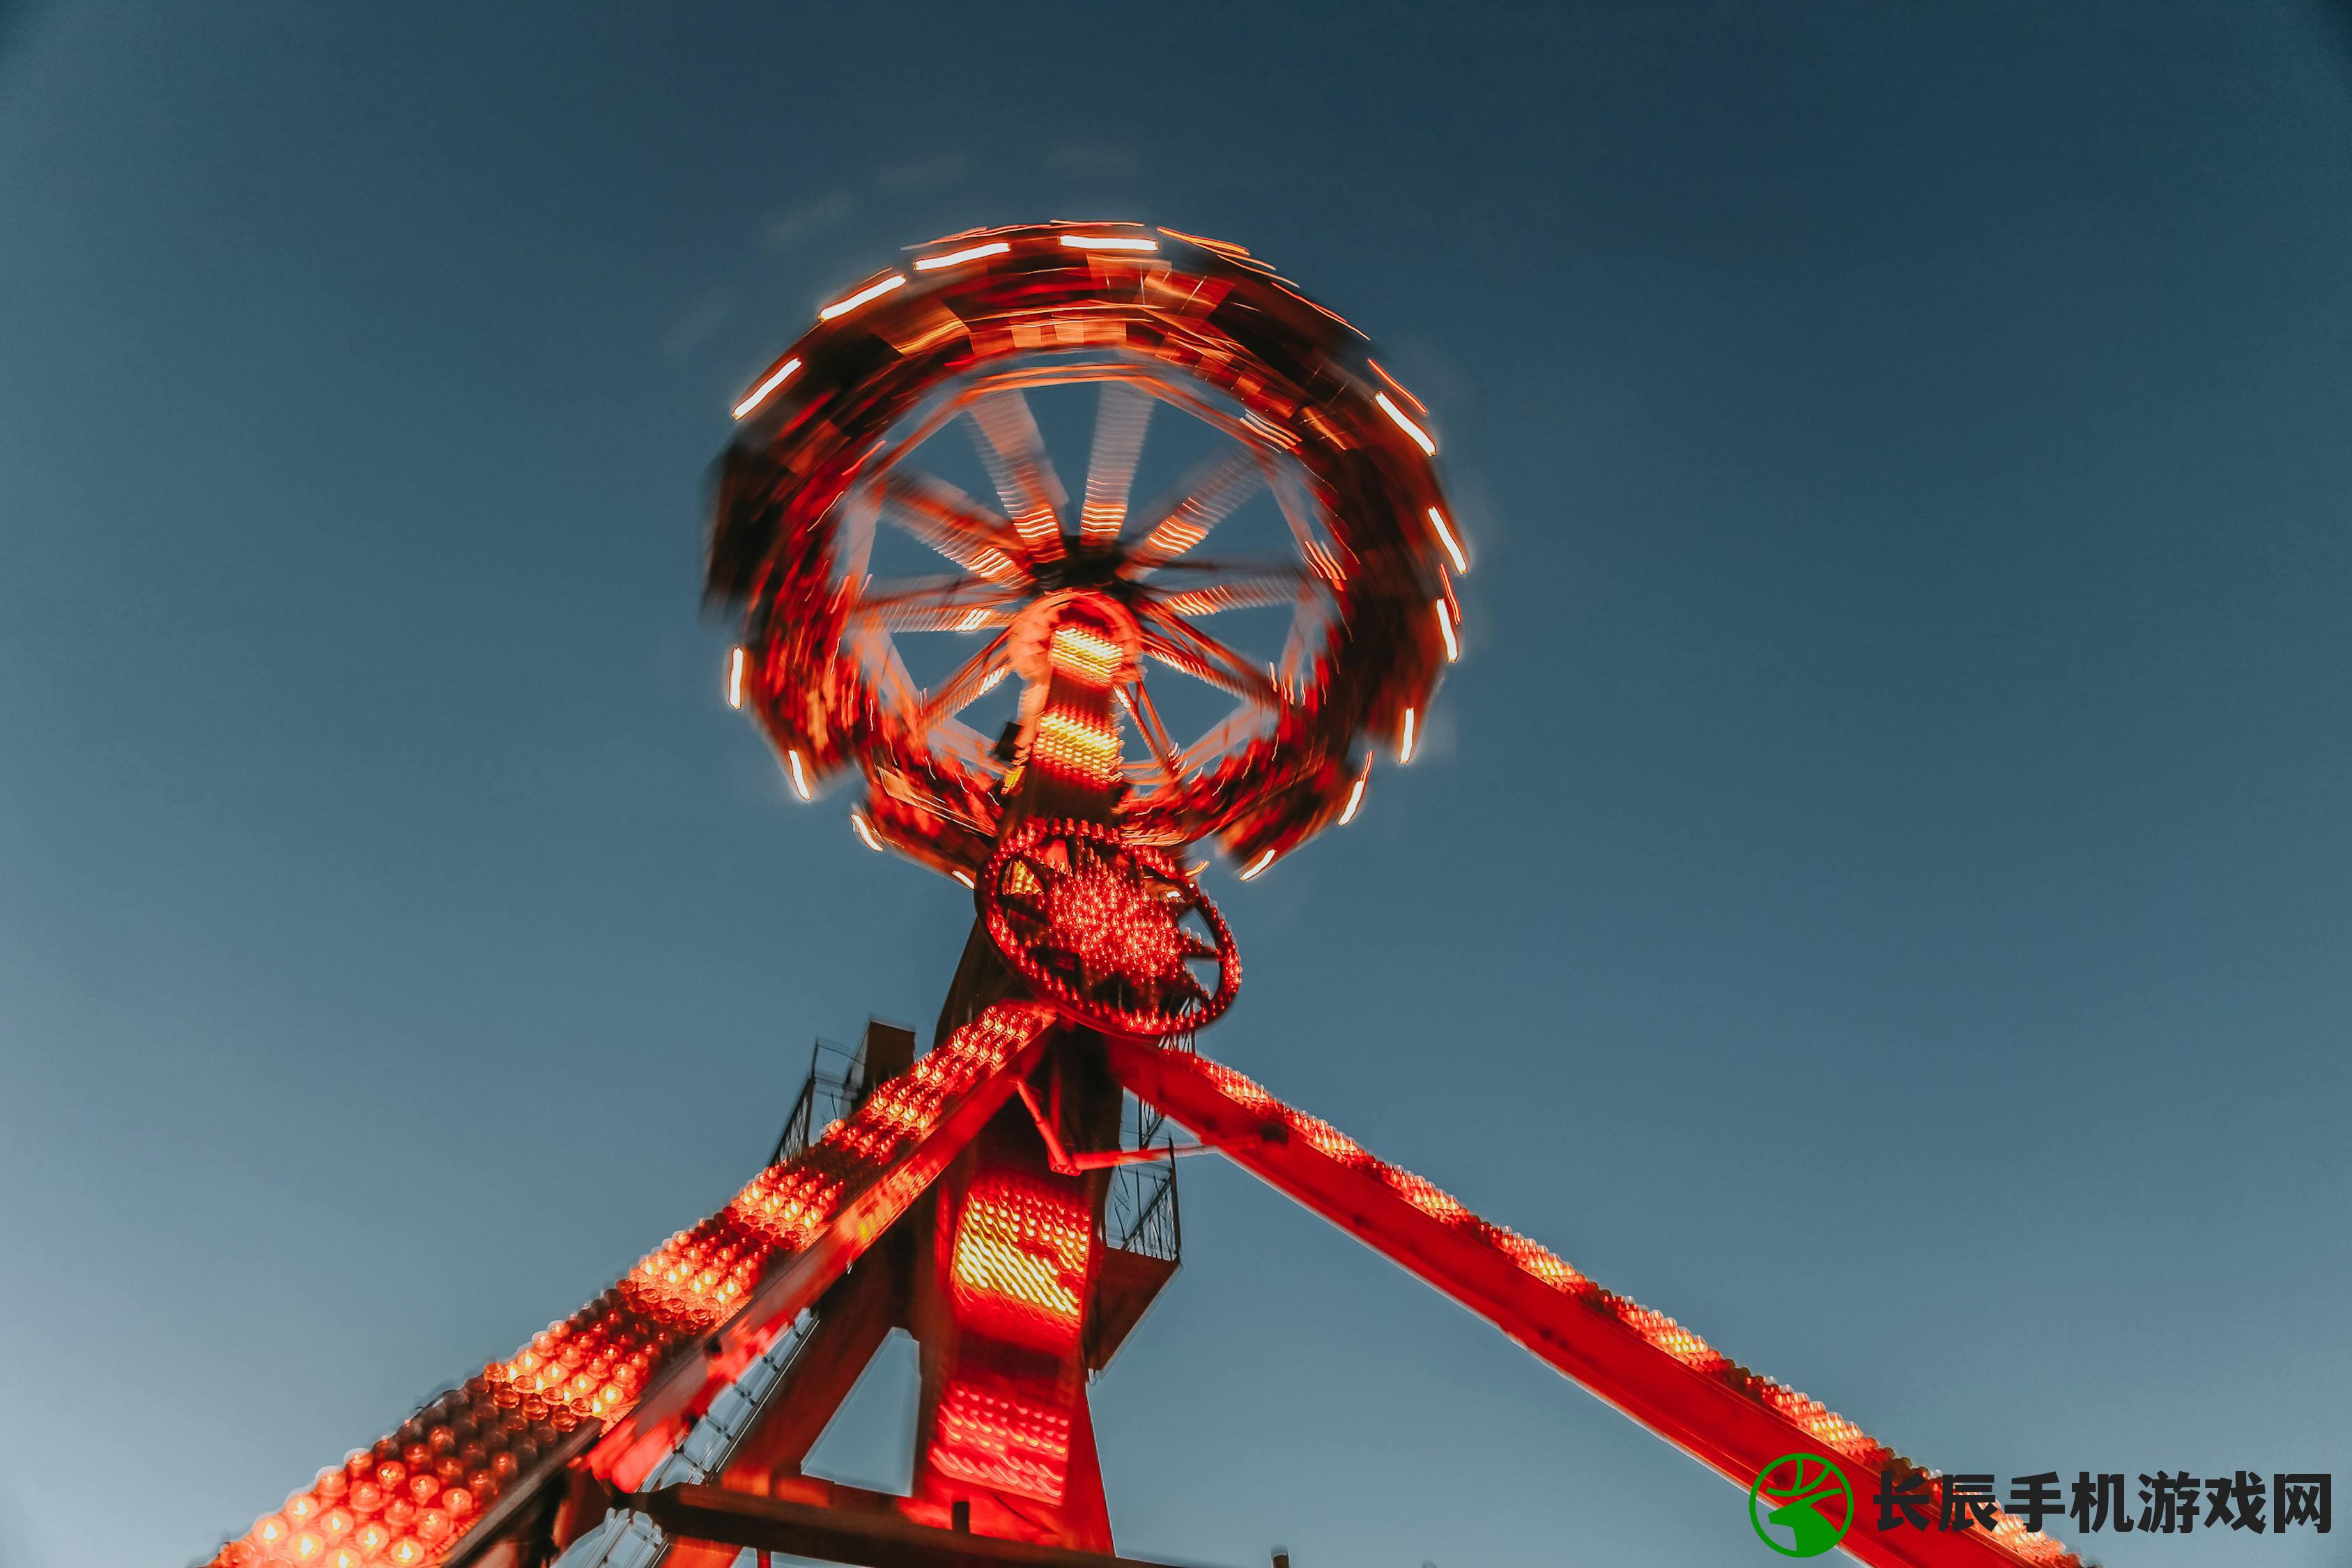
[201,222,2080,1568]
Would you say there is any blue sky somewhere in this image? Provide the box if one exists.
[1,4,2348,1565]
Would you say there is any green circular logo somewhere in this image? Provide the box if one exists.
[1748,1452,1855,1558]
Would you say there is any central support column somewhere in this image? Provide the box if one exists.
[905,590,1135,1549]
[906,1077,1113,1548]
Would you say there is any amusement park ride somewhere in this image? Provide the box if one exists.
[203,224,2081,1568]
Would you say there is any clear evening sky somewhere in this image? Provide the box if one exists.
[2,4,2348,1565]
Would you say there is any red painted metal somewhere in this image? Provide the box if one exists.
[981,819,1238,1042]
[208,1001,1056,1568]
[594,1004,1059,1493]
[708,1252,907,1498]
[198,222,2080,1568]
[908,1095,1116,1551]
[1101,1038,2080,1568]
[710,221,1460,884]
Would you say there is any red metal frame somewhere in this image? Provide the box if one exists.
[210,1002,1058,1568]
[981,818,1238,1041]
[711,221,1459,882]
[206,1008,2086,1568]
[201,223,2084,1568]
[592,1002,1060,1495]
[1101,1038,2078,1568]
[909,1134,1114,1550]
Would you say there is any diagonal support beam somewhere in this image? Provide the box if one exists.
[217,1002,1066,1568]
[590,1006,1062,1493]
[702,1250,908,1495]
[1101,1040,2080,1568]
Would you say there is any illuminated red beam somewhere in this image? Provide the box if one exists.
[1102,1040,2079,1568]
[590,1006,1061,1491]
[213,1002,1059,1568]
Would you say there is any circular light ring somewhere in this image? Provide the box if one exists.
[979,817,1239,1038]
[712,222,1459,877]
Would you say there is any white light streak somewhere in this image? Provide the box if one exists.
[850,810,884,852]
[818,274,907,321]
[1427,507,1469,574]
[787,749,813,801]
[954,609,990,632]
[1369,358,1427,414]
[1435,600,1459,662]
[978,666,1010,695]
[951,869,976,889]
[727,646,746,709]
[1238,848,1277,881]
[1399,707,1417,764]
[731,357,801,420]
[1059,234,1159,252]
[1374,392,1437,456]
[914,241,1010,271]
[1339,774,1368,826]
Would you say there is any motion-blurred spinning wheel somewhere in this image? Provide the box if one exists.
[709,220,1470,882]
